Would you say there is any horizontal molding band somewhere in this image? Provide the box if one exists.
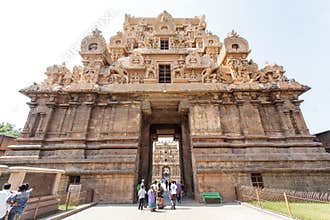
[194,153,330,162]
[0,157,137,164]
[196,167,330,173]
[192,141,322,148]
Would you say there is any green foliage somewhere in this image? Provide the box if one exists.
[58,204,77,211]
[0,122,21,137]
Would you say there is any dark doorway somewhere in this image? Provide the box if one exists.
[137,101,194,197]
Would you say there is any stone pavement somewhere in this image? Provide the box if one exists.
[63,202,289,220]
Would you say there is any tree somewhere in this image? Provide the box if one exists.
[0,122,21,137]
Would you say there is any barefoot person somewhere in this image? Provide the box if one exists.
[148,186,156,212]
[170,180,177,210]
[137,186,146,210]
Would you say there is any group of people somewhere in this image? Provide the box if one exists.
[137,179,182,212]
[0,183,32,220]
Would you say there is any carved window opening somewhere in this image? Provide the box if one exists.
[232,44,239,51]
[159,64,171,83]
[88,43,98,51]
[30,113,41,137]
[161,26,168,31]
[325,148,330,153]
[145,27,153,32]
[160,39,169,50]
[251,173,264,188]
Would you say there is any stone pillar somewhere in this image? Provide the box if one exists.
[292,102,310,135]
[82,101,94,139]
[138,115,151,184]
[8,171,26,190]
[237,100,264,136]
[58,105,69,137]
[274,101,295,136]
[21,97,38,138]
[42,101,56,140]
[52,172,63,195]
[181,115,194,196]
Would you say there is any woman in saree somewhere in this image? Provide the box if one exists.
[148,186,156,212]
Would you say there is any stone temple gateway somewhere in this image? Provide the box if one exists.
[1,11,330,202]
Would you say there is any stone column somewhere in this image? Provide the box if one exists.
[52,172,63,195]
[250,100,265,135]
[274,101,295,136]
[181,115,194,197]
[42,101,56,140]
[82,101,94,139]
[8,171,26,191]
[292,102,310,135]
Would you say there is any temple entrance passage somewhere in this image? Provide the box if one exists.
[151,133,181,183]
[138,100,194,198]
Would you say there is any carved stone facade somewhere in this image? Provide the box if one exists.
[1,11,330,203]
[152,141,181,182]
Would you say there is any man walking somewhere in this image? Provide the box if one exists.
[170,180,177,210]
[137,185,146,210]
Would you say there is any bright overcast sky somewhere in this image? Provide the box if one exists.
[0,0,329,134]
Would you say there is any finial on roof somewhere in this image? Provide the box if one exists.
[227,30,239,38]
[92,28,102,35]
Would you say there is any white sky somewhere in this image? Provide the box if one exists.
[0,0,329,134]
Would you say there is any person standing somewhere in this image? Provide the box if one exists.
[0,183,13,220]
[170,181,177,210]
[137,185,146,210]
[176,181,182,204]
[156,182,164,209]
[148,186,156,212]
[136,179,145,194]
[8,184,33,220]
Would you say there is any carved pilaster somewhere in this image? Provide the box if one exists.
[274,101,295,136]
[292,100,310,135]
[42,96,56,140]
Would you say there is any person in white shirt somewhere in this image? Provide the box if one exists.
[0,183,13,220]
[137,185,146,210]
[170,181,177,210]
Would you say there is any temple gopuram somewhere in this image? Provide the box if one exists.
[1,11,329,202]
[152,140,181,182]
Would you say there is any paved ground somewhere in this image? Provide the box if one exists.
[64,202,289,220]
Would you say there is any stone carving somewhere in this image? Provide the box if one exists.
[128,52,144,66]
[43,63,70,86]
[145,59,156,79]
[185,51,202,68]
[256,64,288,83]
[80,29,107,54]
[81,62,101,84]
[36,12,296,88]
[72,66,83,83]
